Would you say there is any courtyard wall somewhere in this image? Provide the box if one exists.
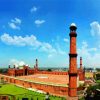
[0,74,68,97]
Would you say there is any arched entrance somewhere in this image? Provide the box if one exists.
[25,69,28,75]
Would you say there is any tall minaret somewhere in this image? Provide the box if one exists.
[79,57,85,81]
[8,64,10,68]
[69,23,78,97]
[80,57,82,70]
[36,59,38,70]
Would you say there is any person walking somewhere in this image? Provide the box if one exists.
[45,92,50,100]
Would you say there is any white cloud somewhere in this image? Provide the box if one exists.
[34,19,45,26]
[0,33,41,47]
[88,48,97,52]
[64,38,69,43]
[56,44,66,55]
[30,6,37,12]
[11,18,21,24]
[8,23,20,30]
[81,41,88,48]
[48,54,53,58]
[39,42,66,56]
[39,43,57,54]
[0,33,66,58]
[9,59,25,67]
[90,21,100,36]
[58,49,66,55]
[78,41,100,67]
[8,18,21,30]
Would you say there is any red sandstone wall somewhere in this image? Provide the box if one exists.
[7,68,34,76]
[7,69,15,76]
[28,69,34,75]
[0,74,68,96]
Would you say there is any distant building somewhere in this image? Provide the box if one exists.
[7,59,38,76]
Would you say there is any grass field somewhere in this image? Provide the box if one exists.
[0,83,66,100]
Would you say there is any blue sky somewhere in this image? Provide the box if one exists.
[0,0,100,68]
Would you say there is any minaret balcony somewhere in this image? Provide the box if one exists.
[68,70,78,75]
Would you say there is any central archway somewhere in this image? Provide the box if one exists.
[25,69,27,75]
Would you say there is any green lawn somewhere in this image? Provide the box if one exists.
[0,83,66,100]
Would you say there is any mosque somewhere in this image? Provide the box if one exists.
[0,23,85,100]
[7,59,39,76]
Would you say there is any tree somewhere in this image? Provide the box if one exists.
[96,74,100,80]
[47,69,52,72]
[96,68,100,72]
[85,84,100,100]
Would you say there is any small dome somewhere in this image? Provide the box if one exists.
[25,64,29,66]
[70,23,76,27]
[70,23,77,30]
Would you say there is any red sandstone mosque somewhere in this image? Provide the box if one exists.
[0,23,85,99]
[7,59,39,76]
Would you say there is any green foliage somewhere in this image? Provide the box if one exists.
[96,68,100,72]
[47,69,52,71]
[86,83,100,98]
[0,68,8,73]
[79,97,85,100]
[0,69,3,73]
[96,80,100,83]
[87,84,99,92]
[95,73,100,80]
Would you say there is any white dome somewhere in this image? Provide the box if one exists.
[25,64,29,66]
[70,23,76,27]
[19,61,25,66]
